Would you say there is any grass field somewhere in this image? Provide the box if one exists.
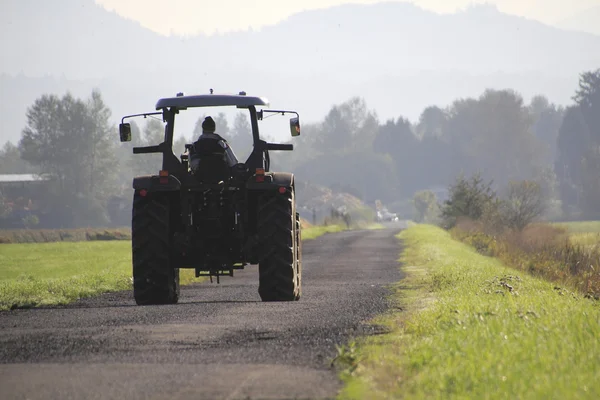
[553,220,600,233]
[0,224,344,310]
[339,225,600,399]
[552,221,600,248]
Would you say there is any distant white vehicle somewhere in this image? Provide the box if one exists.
[376,208,398,222]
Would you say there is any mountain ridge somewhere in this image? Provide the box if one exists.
[0,0,598,144]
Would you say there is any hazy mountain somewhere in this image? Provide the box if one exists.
[557,6,600,36]
[1,0,599,145]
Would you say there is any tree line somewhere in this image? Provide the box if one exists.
[277,69,599,222]
[0,69,598,228]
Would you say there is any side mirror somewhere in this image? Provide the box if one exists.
[290,117,301,137]
[119,123,132,142]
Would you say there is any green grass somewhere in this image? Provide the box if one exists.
[0,223,347,310]
[339,225,600,399]
[302,223,383,241]
[303,225,346,240]
[0,241,203,310]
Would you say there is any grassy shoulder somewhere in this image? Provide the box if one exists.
[0,223,352,310]
[303,225,346,240]
[0,241,204,310]
[339,224,600,399]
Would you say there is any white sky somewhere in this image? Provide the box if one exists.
[96,0,600,36]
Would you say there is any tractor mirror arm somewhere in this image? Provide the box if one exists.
[121,111,163,124]
[267,143,294,151]
[256,110,299,120]
[133,143,164,154]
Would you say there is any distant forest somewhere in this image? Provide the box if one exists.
[0,69,599,229]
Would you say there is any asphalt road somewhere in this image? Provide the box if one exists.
[0,227,403,400]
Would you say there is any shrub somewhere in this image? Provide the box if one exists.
[440,173,497,228]
[501,180,545,231]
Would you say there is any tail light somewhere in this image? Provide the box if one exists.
[255,168,265,183]
[159,170,169,184]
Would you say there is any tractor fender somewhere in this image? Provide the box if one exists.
[270,172,294,188]
[247,172,294,191]
[133,175,181,192]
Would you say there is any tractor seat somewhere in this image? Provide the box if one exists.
[189,139,232,184]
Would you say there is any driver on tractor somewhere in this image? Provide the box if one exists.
[194,116,238,167]
[189,116,240,182]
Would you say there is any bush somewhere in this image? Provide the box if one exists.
[21,214,39,229]
[501,180,545,230]
[442,174,548,233]
[440,173,497,228]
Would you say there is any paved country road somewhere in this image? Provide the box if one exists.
[0,227,403,400]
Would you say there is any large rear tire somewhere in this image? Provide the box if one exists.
[132,192,180,305]
[257,189,300,301]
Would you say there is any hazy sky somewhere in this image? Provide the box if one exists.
[96,0,599,36]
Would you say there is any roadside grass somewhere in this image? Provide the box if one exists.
[0,223,348,310]
[339,225,600,399]
[302,222,383,241]
[453,221,600,298]
[0,241,203,310]
[303,225,346,240]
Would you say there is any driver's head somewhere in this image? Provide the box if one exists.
[202,116,216,134]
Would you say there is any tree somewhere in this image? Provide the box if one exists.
[18,90,117,227]
[555,106,590,214]
[441,173,497,228]
[444,90,542,187]
[319,97,377,153]
[0,142,35,174]
[130,119,164,177]
[229,112,253,160]
[501,181,545,231]
[529,95,564,164]
[416,106,447,139]
[579,149,600,218]
[413,190,438,222]
[373,117,420,196]
[573,69,600,144]
[0,189,11,220]
[84,90,118,198]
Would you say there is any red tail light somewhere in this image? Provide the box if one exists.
[255,168,265,183]
[159,170,169,184]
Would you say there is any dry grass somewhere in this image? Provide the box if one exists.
[453,220,600,299]
[0,228,131,244]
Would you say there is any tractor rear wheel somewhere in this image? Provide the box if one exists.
[257,189,300,301]
[132,191,180,305]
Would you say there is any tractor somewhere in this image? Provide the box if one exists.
[119,92,302,305]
